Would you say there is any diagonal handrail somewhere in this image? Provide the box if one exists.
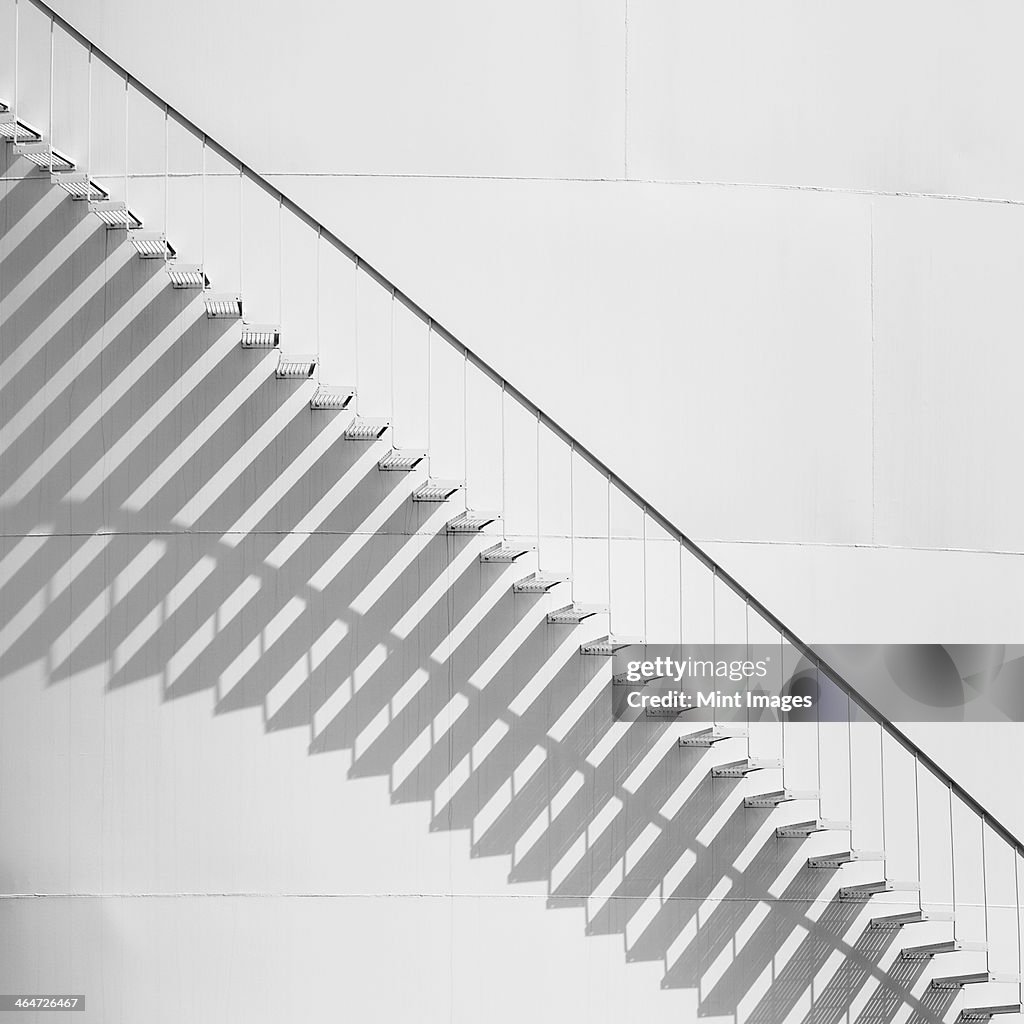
[18,0,1024,862]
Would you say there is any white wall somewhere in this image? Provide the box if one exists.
[2,152,1023,1023]
[22,0,1024,640]
[14,0,1022,807]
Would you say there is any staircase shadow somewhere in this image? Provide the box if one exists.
[0,168,955,1024]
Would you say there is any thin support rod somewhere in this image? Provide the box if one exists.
[463,349,469,502]
[606,473,613,628]
[424,316,430,462]
[569,442,576,601]
[200,134,206,274]
[678,543,685,645]
[238,160,244,288]
[499,382,507,538]
[879,727,887,859]
[950,785,958,939]
[913,755,923,903]
[1016,852,1022,1001]
[848,694,855,844]
[712,568,719,730]
[163,106,169,258]
[315,227,322,364]
[13,0,18,145]
[47,16,53,161]
[641,507,647,642]
[123,73,128,213]
[277,195,283,326]
[535,412,542,565]
[86,44,91,170]
[389,286,396,427]
[354,257,362,411]
[712,566,718,648]
[744,601,751,745]
[981,822,989,947]
[815,665,822,801]
[777,630,784,771]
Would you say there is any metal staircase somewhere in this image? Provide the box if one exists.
[2,2,1023,1020]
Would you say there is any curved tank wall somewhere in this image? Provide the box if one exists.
[2,4,1024,1022]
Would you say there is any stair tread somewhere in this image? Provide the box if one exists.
[958,1006,1022,1022]
[934,973,1021,989]
[901,940,987,960]
[680,726,749,746]
[513,571,568,593]
[579,634,641,655]
[90,199,143,229]
[744,789,820,808]
[241,323,282,348]
[14,139,75,170]
[344,417,390,440]
[776,818,852,838]
[447,510,501,533]
[379,448,427,471]
[869,910,954,930]
[276,353,318,378]
[547,603,608,624]
[712,757,783,778]
[0,112,42,141]
[479,542,534,563]
[51,172,109,200]
[412,479,464,501]
[807,849,885,868]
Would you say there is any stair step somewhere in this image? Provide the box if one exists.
[614,671,670,686]
[680,726,748,747]
[547,603,608,625]
[309,385,356,410]
[933,974,1021,990]
[479,541,534,562]
[579,635,641,655]
[130,231,176,259]
[345,417,390,441]
[51,172,108,201]
[776,818,852,839]
[744,789,819,809]
[869,910,954,930]
[712,757,783,778]
[205,293,243,319]
[14,140,74,170]
[0,112,41,142]
[808,850,885,869]
[613,671,645,685]
[901,940,988,961]
[840,879,920,901]
[240,324,281,348]
[447,510,501,533]
[958,1006,1021,1023]
[167,263,209,289]
[378,449,427,472]
[513,571,567,594]
[90,200,142,230]
[275,354,317,379]
[412,479,463,502]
